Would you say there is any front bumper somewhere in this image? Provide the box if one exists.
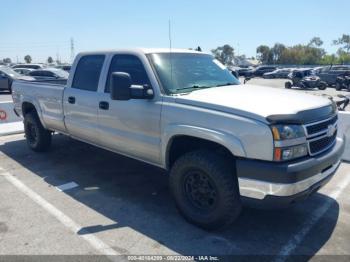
[236,136,345,207]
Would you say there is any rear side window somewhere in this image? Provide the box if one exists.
[29,71,42,76]
[72,55,105,91]
[105,55,150,93]
[42,71,54,77]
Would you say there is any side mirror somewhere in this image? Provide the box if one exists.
[110,72,154,101]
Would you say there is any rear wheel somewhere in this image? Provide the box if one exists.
[285,82,292,89]
[24,111,52,152]
[335,82,342,91]
[169,150,242,230]
[318,82,327,90]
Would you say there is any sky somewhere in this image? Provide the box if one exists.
[0,0,349,63]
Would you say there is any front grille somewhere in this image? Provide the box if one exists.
[305,115,338,156]
[309,132,337,155]
[306,115,338,136]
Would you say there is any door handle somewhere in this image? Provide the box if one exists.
[68,96,76,104]
[99,101,109,110]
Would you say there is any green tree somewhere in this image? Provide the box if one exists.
[338,50,350,64]
[271,43,286,64]
[333,34,350,53]
[47,56,54,64]
[308,37,323,47]
[256,45,273,64]
[211,44,235,65]
[3,58,12,64]
[24,55,32,64]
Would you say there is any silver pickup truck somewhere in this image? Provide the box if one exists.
[12,49,345,230]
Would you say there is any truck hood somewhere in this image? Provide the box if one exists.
[174,84,333,123]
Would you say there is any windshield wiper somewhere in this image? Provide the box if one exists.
[215,83,236,87]
[174,85,211,92]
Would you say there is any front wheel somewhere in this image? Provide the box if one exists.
[169,150,242,230]
[285,82,292,89]
[24,111,52,152]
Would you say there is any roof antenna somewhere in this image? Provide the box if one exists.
[169,19,173,88]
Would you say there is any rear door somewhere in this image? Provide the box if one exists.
[63,55,105,142]
[97,54,162,164]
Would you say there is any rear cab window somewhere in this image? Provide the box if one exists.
[72,55,105,92]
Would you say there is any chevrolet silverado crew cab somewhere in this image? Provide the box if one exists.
[12,49,345,230]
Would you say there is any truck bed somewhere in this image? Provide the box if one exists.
[12,79,67,132]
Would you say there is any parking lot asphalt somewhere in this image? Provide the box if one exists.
[1,79,350,260]
[0,133,350,260]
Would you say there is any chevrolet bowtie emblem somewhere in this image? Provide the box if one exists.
[327,125,336,137]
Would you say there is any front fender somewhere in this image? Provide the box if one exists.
[162,124,246,168]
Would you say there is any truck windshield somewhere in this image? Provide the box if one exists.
[148,53,240,94]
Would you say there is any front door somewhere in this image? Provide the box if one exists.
[97,54,161,165]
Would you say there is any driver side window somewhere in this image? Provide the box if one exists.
[105,55,151,93]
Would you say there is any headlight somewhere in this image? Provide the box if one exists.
[271,125,308,161]
[271,125,305,140]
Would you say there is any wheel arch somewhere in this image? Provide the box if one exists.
[21,100,47,129]
[163,125,246,170]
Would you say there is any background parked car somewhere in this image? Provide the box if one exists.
[285,68,327,90]
[0,66,34,93]
[12,63,45,70]
[55,64,72,72]
[263,68,292,79]
[13,68,34,75]
[28,68,69,81]
[317,65,350,86]
[335,71,350,91]
[311,66,324,75]
[237,67,254,77]
[245,66,277,77]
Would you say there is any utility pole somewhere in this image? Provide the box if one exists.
[70,38,75,63]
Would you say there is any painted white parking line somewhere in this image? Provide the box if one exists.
[56,181,79,192]
[276,172,350,261]
[1,171,120,258]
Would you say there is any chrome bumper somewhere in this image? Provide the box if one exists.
[238,160,341,200]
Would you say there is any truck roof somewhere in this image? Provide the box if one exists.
[77,48,208,56]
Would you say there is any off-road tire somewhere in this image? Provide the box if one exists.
[24,111,52,152]
[318,82,327,90]
[169,150,242,230]
[285,82,292,89]
[335,82,342,91]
